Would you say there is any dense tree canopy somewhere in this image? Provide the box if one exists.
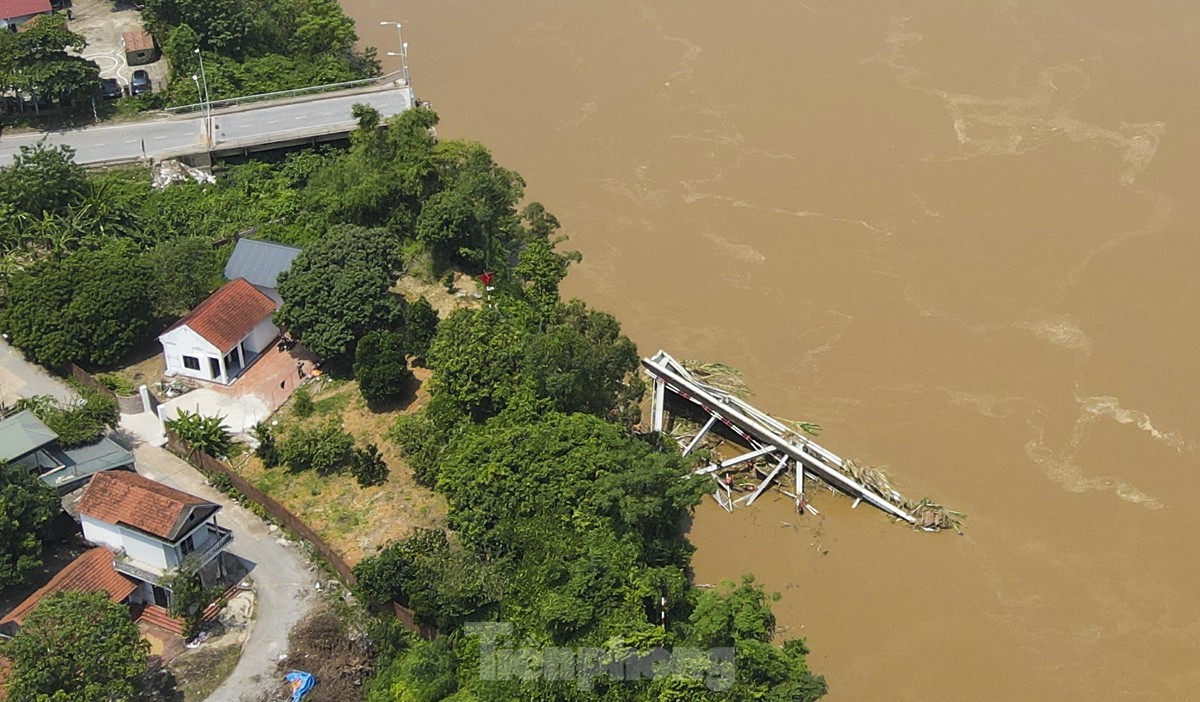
[0,241,153,368]
[144,0,373,104]
[354,329,411,406]
[275,226,406,363]
[0,465,60,589]
[0,15,99,112]
[4,590,150,701]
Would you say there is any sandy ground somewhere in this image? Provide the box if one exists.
[67,0,168,92]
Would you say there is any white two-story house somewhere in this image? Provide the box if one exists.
[77,470,233,608]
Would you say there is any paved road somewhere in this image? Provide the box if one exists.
[0,339,318,701]
[0,340,74,405]
[0,84,414,165]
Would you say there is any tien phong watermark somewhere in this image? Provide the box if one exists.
[466,623,735,691]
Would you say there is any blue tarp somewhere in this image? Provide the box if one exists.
[285,671,315,702]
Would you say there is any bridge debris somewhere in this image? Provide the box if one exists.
[643,350,961,532]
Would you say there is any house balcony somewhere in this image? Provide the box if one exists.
[191,524,234,568]
[113,552,164,586]
[112,525,233,585]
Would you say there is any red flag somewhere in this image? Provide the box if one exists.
[477,272,495,286]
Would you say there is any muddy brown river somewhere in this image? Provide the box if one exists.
[346,1,1200,698]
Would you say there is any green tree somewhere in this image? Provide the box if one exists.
[404,296,439,361]
[0,242,154,369]
[416,143,525,269]
[350,443,389,487]
[0,465,60,588]
[14,386,119,448]
[354,329,411,406]
[353,530,501,631]
[0,15,98,110]
[161,557,216,640]
[275,226,406,362]
[306,107,441,228]
[164,409,233,458]
[0,141,86,219]
[251,422,280,468]
[4,590,150,701]
[144,236,221,317]
[279,420,354,474]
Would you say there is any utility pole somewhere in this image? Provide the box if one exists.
[194,47,212,145]
[380,21,410,86]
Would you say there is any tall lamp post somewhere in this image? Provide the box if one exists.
[380,21,410,86]
[193,47,212,145]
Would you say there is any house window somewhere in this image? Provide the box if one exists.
[182,355,200,371]
[181,534,195,555]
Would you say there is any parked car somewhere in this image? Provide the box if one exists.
[130,70,152,96]
[100,78,124,100]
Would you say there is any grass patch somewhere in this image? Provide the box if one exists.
[233,375,447,564]
[167,642,242,702]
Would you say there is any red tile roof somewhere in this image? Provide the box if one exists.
[0,548,137,628]
[0,0,51,21]
[163,278,278,352]
[77,471,217,541]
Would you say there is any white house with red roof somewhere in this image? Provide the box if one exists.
[77,471,233,605]
[158,277,280,385]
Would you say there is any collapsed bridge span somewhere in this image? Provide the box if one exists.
[643,350,959,531]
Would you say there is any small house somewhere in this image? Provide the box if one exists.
[77,471,232,605]
[0,0,51,31]
[158,278,279,385]
[223,237,301,304]
[0,410,135,493]
[121,29,159,66]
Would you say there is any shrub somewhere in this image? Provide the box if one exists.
[165,409,233,458]
[279,420,354,474]
[251,422,280,468]
[292,386,315,417]
[351,443,389,487]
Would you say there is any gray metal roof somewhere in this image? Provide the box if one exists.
[0,410,58,463]
[223,238,302,290]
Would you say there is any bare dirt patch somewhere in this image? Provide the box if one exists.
[233,373,445,565]
[163,641,242,702]
[394,272,481,318]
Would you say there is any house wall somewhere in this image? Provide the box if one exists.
[81,516,173,571]
[119,526,173,571]
[81,514,124,552]
[243,316,279,355]
[159,325,225,384]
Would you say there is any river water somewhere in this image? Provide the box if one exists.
[347,1,1200,698]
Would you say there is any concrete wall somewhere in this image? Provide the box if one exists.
[244,316,279,355]
[81,514,174,571]
[159,325,224,383]
[81,514,123,552]
[120,525,174,571]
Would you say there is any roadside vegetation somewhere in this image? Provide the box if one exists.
[143,0,378,106]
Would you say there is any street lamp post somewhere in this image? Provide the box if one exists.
[380,21,410,86]
[193,47,212,145]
